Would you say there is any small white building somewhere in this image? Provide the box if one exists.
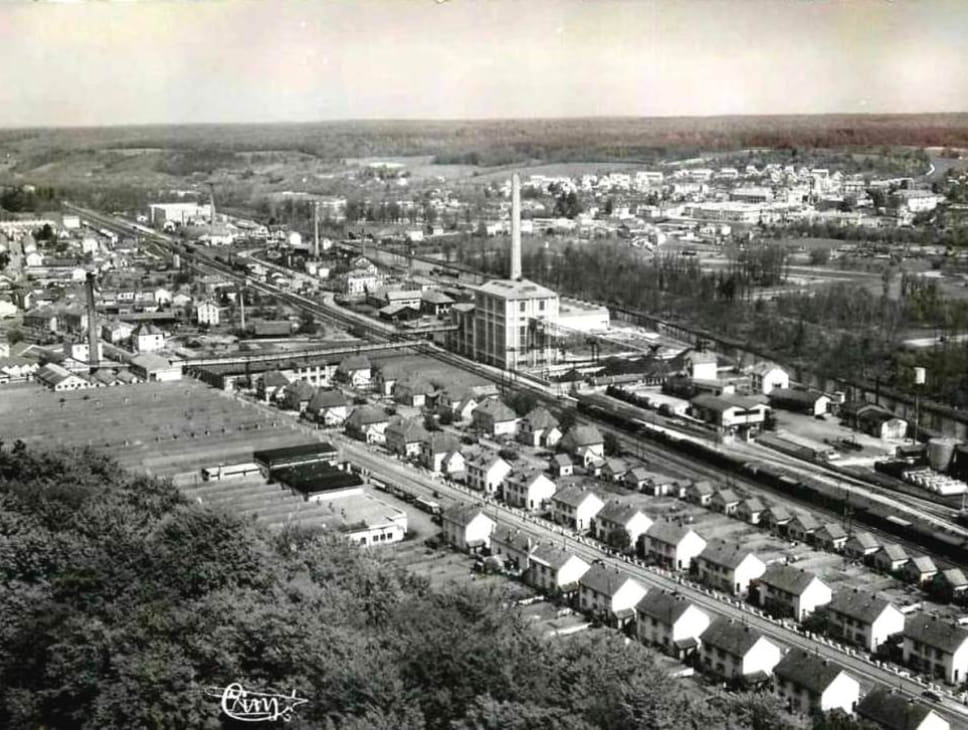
[527,544,590,596]
[195,299,221,326]
[465,453,512,496]
[593,501,653,548]
[902,617,968,685]
[749,362,790,395]
[441,504,496,553]
[471,398,518,438]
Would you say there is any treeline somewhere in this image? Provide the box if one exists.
[0,445,877,729]
[0,184,58,213]
[5,114,968,165]
[773,221,968,249]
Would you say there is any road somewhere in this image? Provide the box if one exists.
[330,430,968,727]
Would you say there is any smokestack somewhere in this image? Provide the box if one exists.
[510,173,522,280]
[239,285,246,333]
[85,272,99,373]
[209,184,216,225]
[314,201,320,259]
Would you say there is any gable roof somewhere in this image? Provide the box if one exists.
[307,388,347,411]
[789,512,820,531]
[530,544,582,571]
[773,649,849,694]
[646,520,700,547]
[425,432,461,455]
[384,418,429,443]
[560,424,604,449]
[701,617,763,657]
[473,398,517,422]
[828,590,894,623]
[552,485,602,509]
[597,501,646,527]
[939,568,968,588]
[522,406,559,430]
[338,355,371,373]
[817,522,848,540]
[764,504,792,522]
[442,503,494,529]
[284,379,316,401]
[345,404,389,427]
[856,688,940,730]
[880,543,909,561]
[713,488,739,504]
[738,497,765,512]
[845,531,880,550]
[579,564,639,597]
[699,539,759,570]
[689,480,715,496]
[904,616,968,653]
[691,393,769,413]
[758,565,821,596]
[262,370,290,388]
[908,555,938,574]
[635,590,699,625]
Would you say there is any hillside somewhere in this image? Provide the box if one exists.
[0,443,813,729]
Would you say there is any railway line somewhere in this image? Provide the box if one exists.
[70,203,968,564]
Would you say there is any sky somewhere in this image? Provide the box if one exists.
[0,0,967,127]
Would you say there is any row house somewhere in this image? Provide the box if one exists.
[755,565,832,622]
[635,590,710,661]
[695,540,766,597]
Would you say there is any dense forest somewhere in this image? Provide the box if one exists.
[0,444,884,729]
[2,114,968,166]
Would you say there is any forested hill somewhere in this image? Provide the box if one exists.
[1,444,848,729]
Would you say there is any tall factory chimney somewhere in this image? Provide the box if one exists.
[510,173,522,280]
[313,201,320,259]
[85,272,99,373]
[238,285,246,333]
[208,183,216,225]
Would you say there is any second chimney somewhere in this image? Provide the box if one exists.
[510,173,522,280]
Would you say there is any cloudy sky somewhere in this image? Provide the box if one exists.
[0,0,966,127]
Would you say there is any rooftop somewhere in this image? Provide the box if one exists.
[827,590,894,623]
[701,617,764,657]
[635,590,699,625]
[758,565,822,596]
[856,689,940,730]
[477,277,557,301]
[773,649,849,694]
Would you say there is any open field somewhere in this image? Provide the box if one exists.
[0,379,314,479]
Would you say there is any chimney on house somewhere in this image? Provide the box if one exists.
[510,173,522,280]
[85,272,99,373]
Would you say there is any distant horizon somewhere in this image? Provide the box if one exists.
[4,110,968,135]
[2,0,967,127]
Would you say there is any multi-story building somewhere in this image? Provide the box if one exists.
[695,540,766,597]
[825,590,905,653]
[773,649,860,716]
[755,565,832,622]
[471,278,559,370]
[635,590,710,660]
[699,618,782,684]
[902,617,968,685]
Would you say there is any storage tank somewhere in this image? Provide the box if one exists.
[928,437,959,472]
